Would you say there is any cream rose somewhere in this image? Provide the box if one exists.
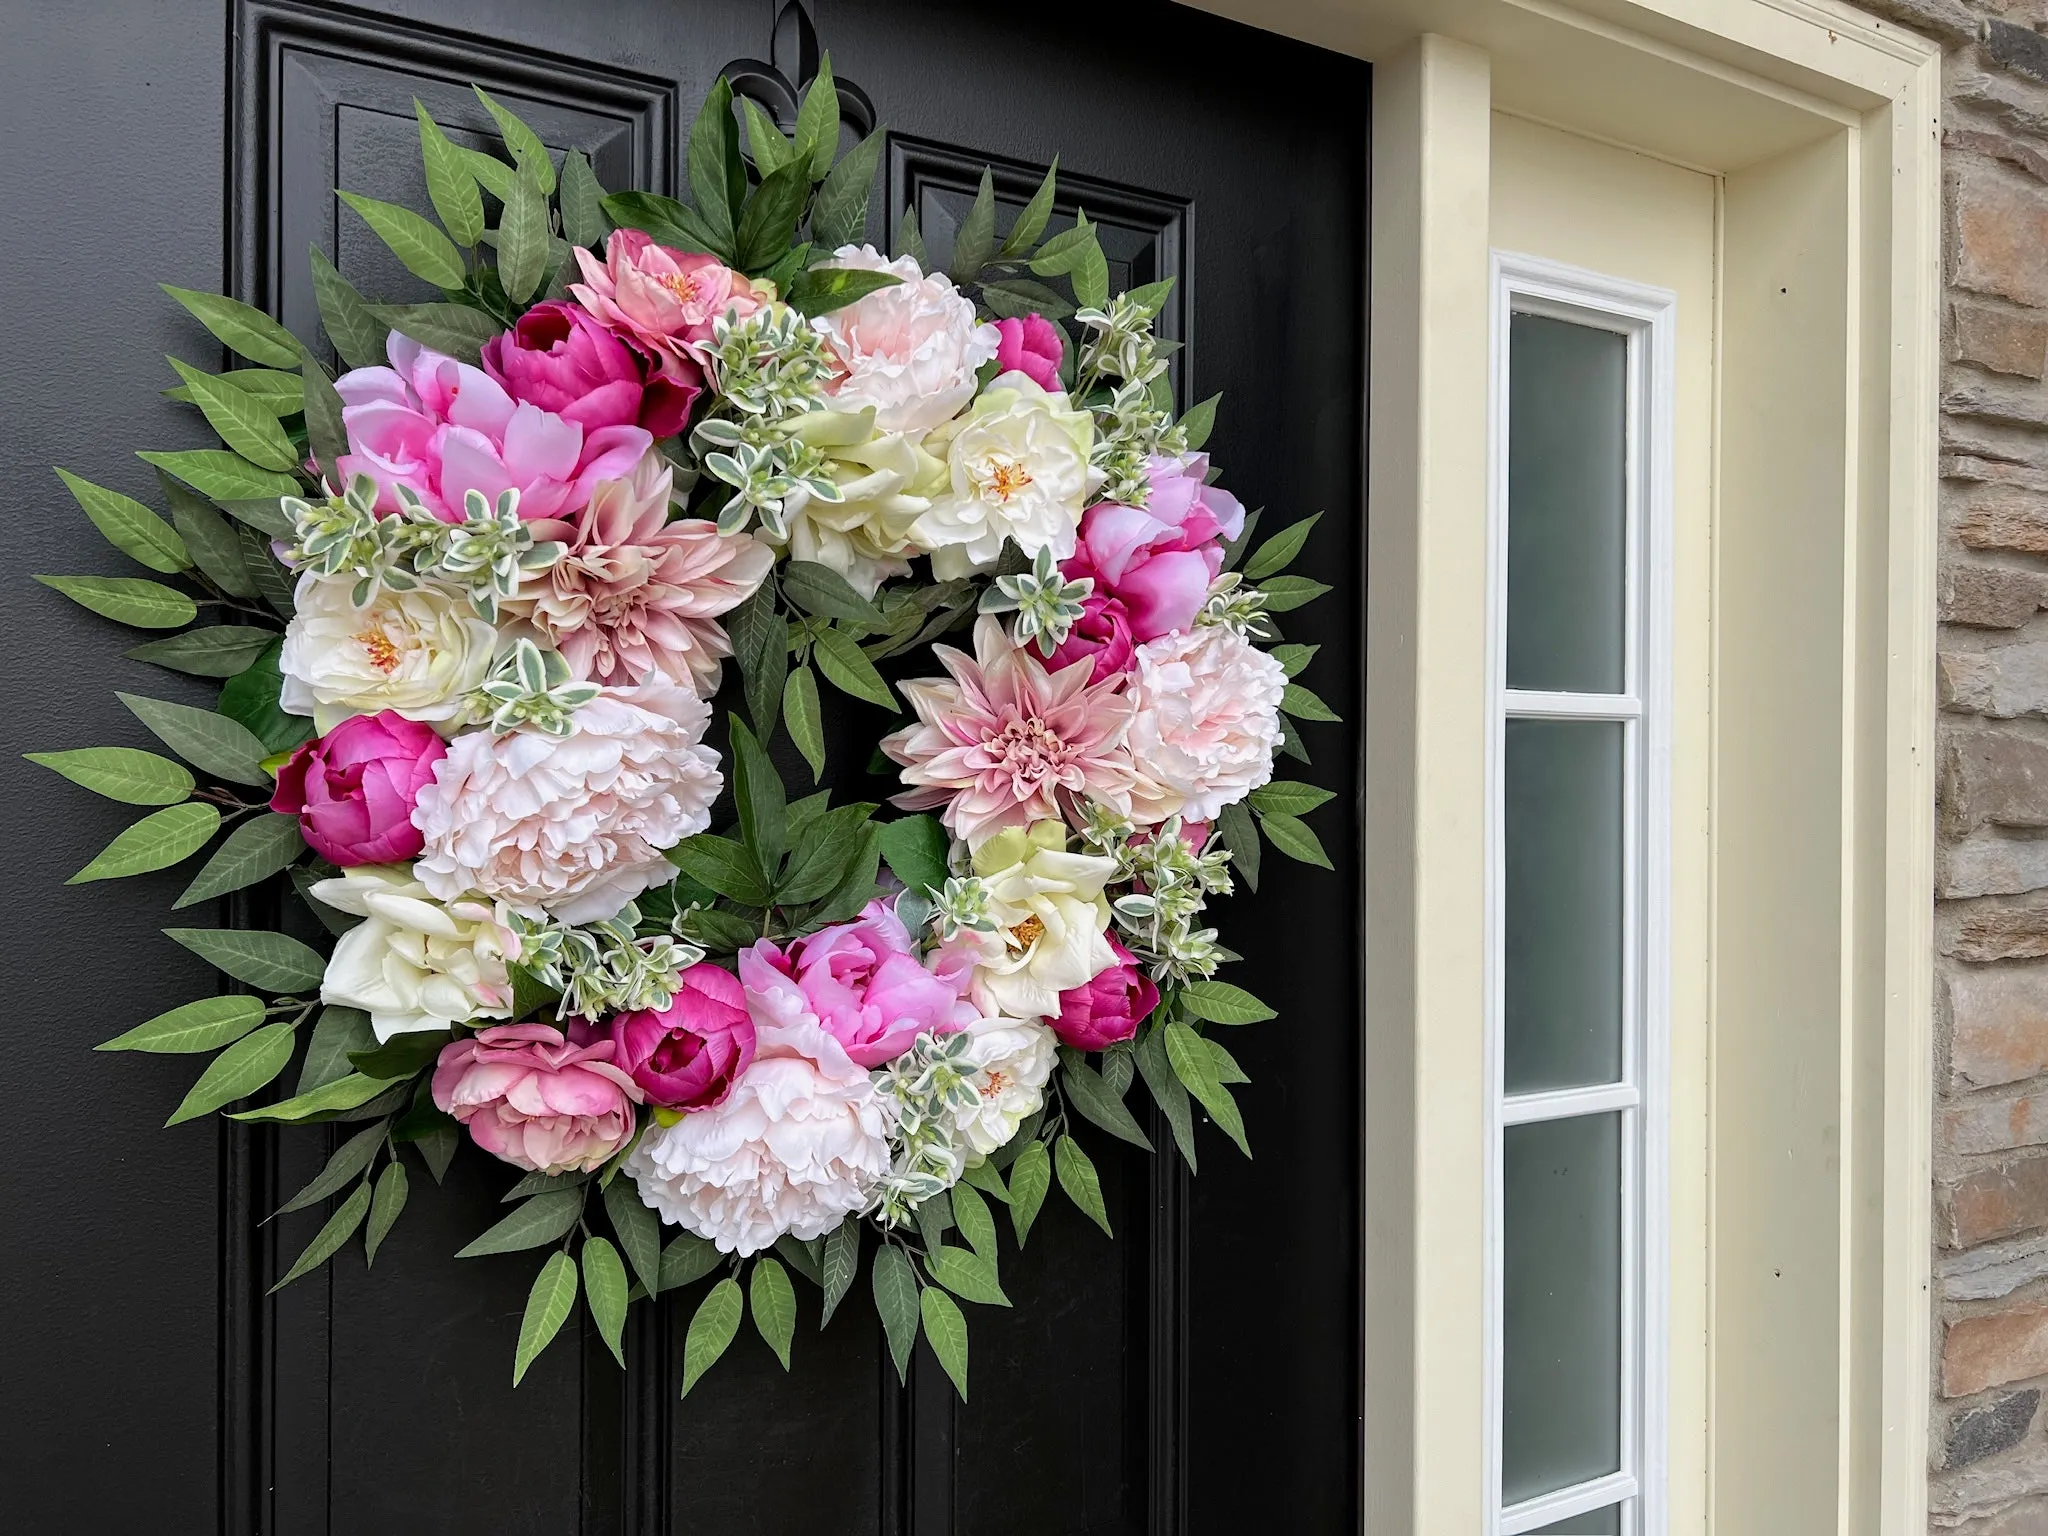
[811,245,999,435]
[412,679,722,924]
[309,864,521,1042]
[769,407,947,597]
[912,371,1096,580]
[933,821,1119,1021]
[1122,625,1287,823]
[278,571,500,734]
[949,1014,1057,1158]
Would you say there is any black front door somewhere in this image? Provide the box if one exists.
[0,2,1366,1530]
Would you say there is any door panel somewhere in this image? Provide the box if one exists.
[2,2,1366,1531]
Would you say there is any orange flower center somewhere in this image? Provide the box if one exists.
[980,1069,1010,1099]
[1007,915,1045,952]
[975,455,1035,504]
[355,629,402,673]
[655,270,703,304]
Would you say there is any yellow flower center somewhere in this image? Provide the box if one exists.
[656,270,704,304]
[1007,915,1044,952]
[355,629,402,673]
[974,454,1035,504]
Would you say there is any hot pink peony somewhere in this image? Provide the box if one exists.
[569,230,766,382]
[608,961,756,1111]
[513,454,773,693]
[743,898,977,1069]
[1050,935,1159,1052]
[1062,452,1247,640]
[882,615,1136,847]
[993,313,1064,393]
[335,333,651,523]
[269,708,446,866]
[1044,591,1137,682]
[481,299,701,438]
[432,1022,642,1175]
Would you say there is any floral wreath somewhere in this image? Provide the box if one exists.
[33,75,1338,1397]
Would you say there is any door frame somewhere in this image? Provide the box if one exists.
[1181,1,1940,1532]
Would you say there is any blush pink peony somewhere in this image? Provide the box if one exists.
[269,708,446,866]
[335,333,651,523]
[608,961,756,1111]
[1062,452,1246,640]
[882,615,1135,848]
[432,1022,642,1175]
[993,313,1064,393]
[1121,624,1286,824]
[481,299,701,438]
[569,229,766,381]
[811,245,1000,435]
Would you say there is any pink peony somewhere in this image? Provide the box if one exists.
[811,245,1001,434]
[742,898,976,1069]
[1122,625,1286,824]
[1062,452,1247,640]
[882,615,1136,848]
[569,230,766,383]
[269,709,446,866]
[432,1022,642,1175]
[1044,591,1137,682]
[513,453,773,694]
[1050,936,1159,1052]
[481,300,702,438]
[608,961,756,1111]
[335,333,651,523]
[993,313,1064,392]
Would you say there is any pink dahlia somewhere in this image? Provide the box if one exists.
[514,454,774,693]
[335,333,651,523]
[881,615,1134,848]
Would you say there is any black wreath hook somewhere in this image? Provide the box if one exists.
[721,0,877,144]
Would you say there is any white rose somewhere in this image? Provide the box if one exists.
[770,408,946,597]
[309,864,521,1042]
[1122,625,1287,823]
[949,1015,1056,1158]
[912,371,1096,580]
[933,821,1118,1021]
[811,245,999,435]
[278,571,499,734]
[412,679,722,924]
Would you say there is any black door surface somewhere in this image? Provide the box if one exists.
[0,2,1366,1531]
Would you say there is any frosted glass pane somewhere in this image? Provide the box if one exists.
[1504,719,1625,1092]
[1527,1505,1621,1535]
[1503,1113,1623,1504]
[1508,313,1627,694]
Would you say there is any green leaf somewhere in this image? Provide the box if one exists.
[1258,809,1334,870]
[962,1157,1010,1204]
[948,1182,998,1261]
[174,811,302,907]
[165,358,300,471]
[159,471,255,596]
[1030,214,1109,310]
[298,344,346,483]
[782,560,882,626]
[338,190,466,288]
[119,691,272,784]
[458,146,517,202]
[729,716,787,880]
[365,1160,409,1265]
[750,1255,798,1369]
[276,1121,386,1214]
[666,832,773,906]
[741,96,797,177]
[55,468,189,573]
[1242,513,1322,581]
[1127,277,1177,317]
[1247,780,1335,817]
[1164,1021,1251,1156]
[1279,683,1342,723]
[164,926,326,993]
[166,1020,297,1126]
[873,815,951,902]
[777,803,875,905]
[1215,799,1259,892]
[603,1176,662,1298]
[137,448,300,502]
[271,1181,371,1292]
[68,802,219,884]
[232,523,297,621]
[298,1006,374,1093]
[978,277,1073,322]
[735,157,814,274]
[811,129,884,251]
[999,158,1059,258]
[229,1070,393,1122]
[160,285,300,368]
[215,495,295,540]
[558,150,608,247]
[217,641,312,755]
[660,1231,723,1292]
[1206,1035,1250,1085]
[456,1188,585,1257]
[1257,574,1334,613]
[1169,394,1218,454]
[513,1251,579,1386]
[35,575,195,630]
[583,1237,630,1368]
[781,265,902,318]
[688,78,741,247]
[1219,507,1262,574]
[365,303,500,366]
[1053,1134,1112,1237]
[819,1219,860,1327]
[782,666,826,781]
[414,101,485,246]
[174,367,306,415]
[871,1244,920,1384]
[496,168,551,303]
[99,994,266,1054]
[794,54,840,181]
[1278,713,1310,766]
[797,824,882,925]
[348,1027,452,1081]
[1134,1028,1199,1170]
[600,191,720,254]
[26,746,192,805]
[949,170,999,282]
[126,625,277,678]
[726,582,787,740]
[919,1287,970,1401]
[812,624,895,709]
[1180,979,1276,1026]
[473,85,556,194]
[1057,1049,1153,1149]
[1008,1138,1051,1247]
[308,246,388,370]
[682,1277,745,1396]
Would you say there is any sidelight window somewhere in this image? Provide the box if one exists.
[1485,254,1673,1536]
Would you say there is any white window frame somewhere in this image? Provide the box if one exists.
[1483,250,1675,1536]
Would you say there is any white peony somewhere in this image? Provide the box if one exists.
[626,952,895,1255]
[1122,625,1287,824]
[811,244,999,435]
[933,821,1119,1021]
[912,372,1096,580]
[770,408,946,597]
[278,571,499,734]
[309,864,521,1042]
[411,679,721,924]
[949,1014,1057,1158]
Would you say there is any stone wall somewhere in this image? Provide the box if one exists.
[1866,3,2048,1529]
